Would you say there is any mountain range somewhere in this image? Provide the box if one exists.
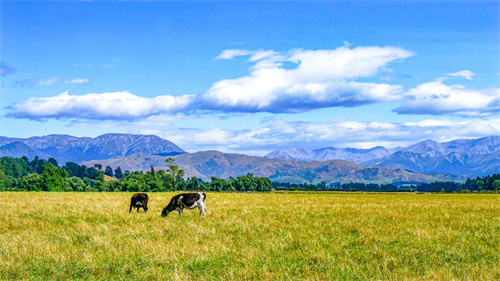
[82,151,462,184]
[266,136,500,177]
[0,134,185,164]
[0,133,498,181]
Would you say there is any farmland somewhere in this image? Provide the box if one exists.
[0,192,498,280]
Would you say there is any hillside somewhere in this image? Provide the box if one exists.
[266,136,500,177]
[0,134,185,164]
[82,151,463,184]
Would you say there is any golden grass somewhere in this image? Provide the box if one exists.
[0,192,498,280]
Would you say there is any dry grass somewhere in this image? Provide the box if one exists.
[0,192,498,280]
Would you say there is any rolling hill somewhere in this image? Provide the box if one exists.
[82,151,463,184]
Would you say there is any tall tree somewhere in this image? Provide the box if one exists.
[104,166,113,177]
[40,163,68,192]
[165,157,184,191]
[94,164,103,171]
[114,167,124,179]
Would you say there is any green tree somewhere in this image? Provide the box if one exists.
[114,167,124,179]
[30,156,46,174]
[48,157,59,167]
[104,166,114,177]
[165,157,184,191]
[475,180,485,191]
[21,173,41,191]
[40,163,69,192]
[68,177,86,192]
[492,179,500,194]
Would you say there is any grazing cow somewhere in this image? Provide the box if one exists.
[162,192,206,217]
[129,193,149,213]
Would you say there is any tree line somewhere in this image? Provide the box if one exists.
[272,175,500,193]
[0,156,498,193]
[0,156,272,192]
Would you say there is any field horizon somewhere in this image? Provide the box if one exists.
[1,192,498,280]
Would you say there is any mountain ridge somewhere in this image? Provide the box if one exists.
[0,133,185,164]
[266,136,500,177]
[1,134,498,178]
[82,150,463,184]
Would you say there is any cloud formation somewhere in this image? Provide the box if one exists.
[7,45,414,120]
[447,70,475,80]
[394,81,500,117]
[151,118,500,155]
[5,45,499,121]
[7,91,193,120]
[201,46,413,112]
[69,78,90,84]
[12,77,91,87]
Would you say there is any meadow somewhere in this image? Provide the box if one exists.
[0,192,498,280]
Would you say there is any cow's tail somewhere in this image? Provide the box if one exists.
[202,192,206,203]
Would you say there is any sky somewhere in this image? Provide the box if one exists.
[1,0,499,155]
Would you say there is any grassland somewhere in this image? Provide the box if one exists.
[0,192,498,280]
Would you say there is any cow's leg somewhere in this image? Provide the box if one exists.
[179,209,183,217]
[137,207,140,213]
[129,205,133,213]
[198,202,205,216]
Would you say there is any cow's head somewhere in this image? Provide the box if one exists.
[161,206,171,217]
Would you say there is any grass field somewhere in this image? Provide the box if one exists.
[0,192,498,280]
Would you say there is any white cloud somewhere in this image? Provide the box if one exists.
[7,91,194,120]
[7,46,496,121]
[37,77,59,86]
[447,70,476,80]
[69,78,90,84]
[201,45,414,112]
[9,45,415,120]
[394,81,500,117]
[153,118,500,155]
[214,49,256,60]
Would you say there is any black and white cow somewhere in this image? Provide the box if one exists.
[129,193,149,213]
[162,192,206,217]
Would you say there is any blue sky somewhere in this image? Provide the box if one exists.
[1,1,499,155]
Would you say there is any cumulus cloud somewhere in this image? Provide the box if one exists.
[7,45,415,120]
[7,45,496,121]
[394,81,500,117]
[200,45,414,113]
[7,91,194,120]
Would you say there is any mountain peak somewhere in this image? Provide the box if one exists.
[0,133,185,164]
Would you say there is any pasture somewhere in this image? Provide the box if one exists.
[0,192,498,280]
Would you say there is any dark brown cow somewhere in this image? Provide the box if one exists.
[162,192,206,217]
[129,193,149,213]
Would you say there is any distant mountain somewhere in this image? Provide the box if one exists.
[0,134,185,164]
[403,136,500,156]
[363,136,500,177]
[82,151,463,184]
[266,136,500,177]
[266,146,401,163]
[365,150,500,177]
[0,142,52,160]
